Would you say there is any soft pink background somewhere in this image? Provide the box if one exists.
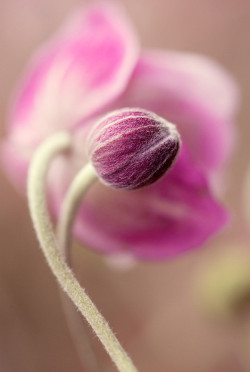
[1,1,250,371]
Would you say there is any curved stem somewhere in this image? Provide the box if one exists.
[57,163,96,263]
[27,132,138,372]
[57,163,101,372]
[60,294,101,372]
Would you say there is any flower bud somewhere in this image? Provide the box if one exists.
[87,108,181,190]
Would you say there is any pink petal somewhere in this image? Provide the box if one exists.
[49,135,228,261]
[115,51,239,174]
[3,2,138,189]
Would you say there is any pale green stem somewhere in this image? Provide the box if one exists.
[27,132,138,372]
[57,162,96,263]
[60,294,101,371]
[57,163,101,372]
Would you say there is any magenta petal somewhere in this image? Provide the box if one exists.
[116,51,239,173]
[3,2,138,189]
[49,141,228,261]
[11,3,138,131]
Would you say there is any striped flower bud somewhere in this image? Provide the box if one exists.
[87,108,181,190]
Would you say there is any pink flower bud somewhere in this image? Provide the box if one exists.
[87,108,181,190]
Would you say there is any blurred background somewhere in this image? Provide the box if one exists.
[1,0,250,371]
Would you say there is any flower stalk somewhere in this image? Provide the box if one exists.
[27,132,138,372]
[57,162,97,262]
[57,162,100,371]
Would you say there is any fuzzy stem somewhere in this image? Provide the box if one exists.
[27,132,138,372]
[57,162,96,263]
[57,163,101,372]
[60,295,101,371]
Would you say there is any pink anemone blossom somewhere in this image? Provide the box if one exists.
[2,2,239,260]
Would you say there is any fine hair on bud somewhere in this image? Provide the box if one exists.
[87,108,181,190]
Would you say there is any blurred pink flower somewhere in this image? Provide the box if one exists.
[2,2,239,260]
